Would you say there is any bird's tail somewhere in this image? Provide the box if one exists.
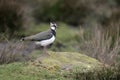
[20,36,34,41]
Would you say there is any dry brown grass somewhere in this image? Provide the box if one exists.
[0,41,30,64]
[80,24,120,65]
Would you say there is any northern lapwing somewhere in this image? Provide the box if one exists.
[21,22,57,54]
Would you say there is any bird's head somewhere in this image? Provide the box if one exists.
[50,22,57,30]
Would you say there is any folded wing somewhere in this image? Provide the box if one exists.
[23,29,52,41]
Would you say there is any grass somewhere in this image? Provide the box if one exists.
[0,63,26,80]
[0,22,120,80]
[0,51,102,80]
[0,42,29,64]
[79,26,120,65]
[0,59,119,80]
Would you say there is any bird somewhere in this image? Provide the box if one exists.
[21,22,57,55]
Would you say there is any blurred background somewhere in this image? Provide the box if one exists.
[0,0,120,65]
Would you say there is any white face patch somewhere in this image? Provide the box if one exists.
[51,27,56,30]
[50,22,57,30]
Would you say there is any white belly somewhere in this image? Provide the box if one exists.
[35,36,55,46]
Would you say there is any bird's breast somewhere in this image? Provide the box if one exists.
[35,36,55,46]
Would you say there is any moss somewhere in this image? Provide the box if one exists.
[29,51,102,72]
[0,51,103,80]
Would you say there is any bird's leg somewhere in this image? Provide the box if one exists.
[43,46,49,55]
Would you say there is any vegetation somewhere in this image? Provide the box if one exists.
[0,60,120,80]
[0,50,119,80]
[0,22,120,79]
[0,0,28,38]
[0,42,30,64]
[0,0,120,80]
[30,0,120,26]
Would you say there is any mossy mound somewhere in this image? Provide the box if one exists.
[28,51,102,72]
[0,51,103,80]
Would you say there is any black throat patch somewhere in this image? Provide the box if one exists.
[51,29,56,36]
